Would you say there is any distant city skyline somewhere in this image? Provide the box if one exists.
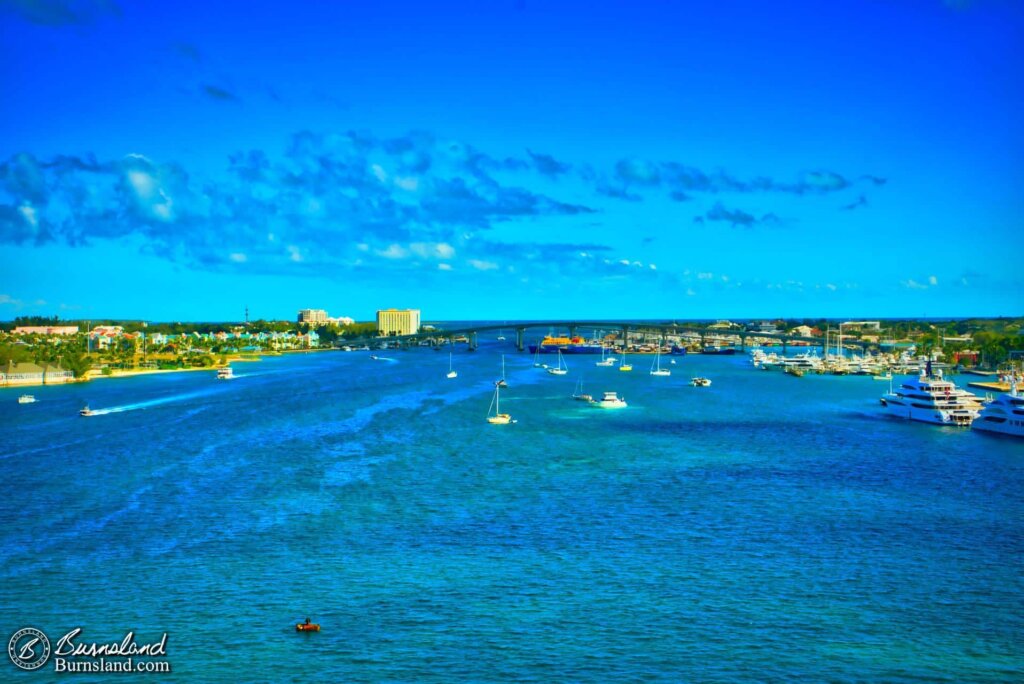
[1,1,1022,320]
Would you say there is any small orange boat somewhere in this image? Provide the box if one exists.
[296,622,320,632]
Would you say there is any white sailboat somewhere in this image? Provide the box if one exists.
[446,352,457,379]
[547,349,568,376]
[650,348,671,376]
[486,384,516,424]
[533,341,544,368]
[596,346,615,367]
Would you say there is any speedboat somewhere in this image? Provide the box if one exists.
[591,391,627,409]
[18,394,37,404]
[972,374,1024,438]
[691,377,711,387]
[217,366,234,380]
[79,405,95,417]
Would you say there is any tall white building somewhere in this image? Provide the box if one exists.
[298,309,328,325]
[376,309,421,336]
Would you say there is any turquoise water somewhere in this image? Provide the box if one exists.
[1,347,1022,682]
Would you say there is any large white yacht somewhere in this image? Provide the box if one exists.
[973,375,1024,438]
[879,366,981,426]
[591,391,627,409]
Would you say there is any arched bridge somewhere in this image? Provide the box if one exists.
[340,321,870,354]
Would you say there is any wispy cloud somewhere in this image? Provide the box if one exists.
[0,0,121,26]
[695,202,781,228]
[201,84,240,103]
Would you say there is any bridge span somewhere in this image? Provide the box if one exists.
[338,321,871,355]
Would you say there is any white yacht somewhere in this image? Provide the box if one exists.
[691,377,711,387]
[18,394,37,404]
[216,366,235,380]
[880,367,981,426]
[591,391,627,409]
[973,375,1024,438]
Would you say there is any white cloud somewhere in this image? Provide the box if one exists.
[394,176,418,191]
[619,259,630,266]
[356,243,369,252]
[18,204,37,228]
[469,259,498,271]
[903,279,928,290]
[287,245,303,262]
[686,288,696,296]
[649,263,657,270]
[371,164,387,182]
[697,272,713,280]
[267,232,276,242]
[826,283,837,291]
[0,294,21,306]
[928,275,938,286]
[438,263,452,271]
[409,242,455,260]
[720,274,729,282]
[229,252,247,263]
[377,244,409,259]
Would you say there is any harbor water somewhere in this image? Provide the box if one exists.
[1,346,1022,681]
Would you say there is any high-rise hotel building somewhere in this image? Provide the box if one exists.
[376,309,421,336]
[298,309,328,325]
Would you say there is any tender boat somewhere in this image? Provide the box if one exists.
[691,377,711,387]
[972,374,1024,438]
[591,391,627,409]
[18,394,37,404]
[217,366,234,380]
[79,405,95,417]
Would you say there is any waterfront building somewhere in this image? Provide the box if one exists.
[12,325,79,335]
[843,321,882,331]
[376,309,421,336]
[298,309,328,325]
[1,361,75,386]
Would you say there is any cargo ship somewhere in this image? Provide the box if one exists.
[528,336,605,355]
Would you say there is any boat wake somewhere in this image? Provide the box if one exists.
[84,388,224,415]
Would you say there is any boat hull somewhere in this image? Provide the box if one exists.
[528,344,605,355]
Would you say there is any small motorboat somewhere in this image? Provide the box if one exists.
[691,377,712,387]
[216,366,234,380]
[79,405,96,417]
[18,394,37,404]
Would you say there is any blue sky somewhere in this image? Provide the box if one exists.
[1,0,1021,321]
